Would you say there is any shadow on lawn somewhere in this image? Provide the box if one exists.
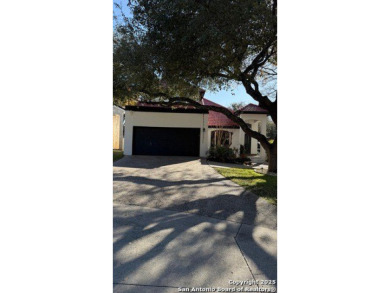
[214,174,277,205]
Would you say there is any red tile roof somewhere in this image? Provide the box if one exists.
[201,98,239,128]
[236,103,268,114]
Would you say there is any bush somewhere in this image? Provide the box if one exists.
[239,144,247,157]
[208,146,251,164]
[207,146,236,163]
[234,157,252,164]
[266,121,277,139]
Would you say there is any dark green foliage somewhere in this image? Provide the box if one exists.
[208,146,251,164]
[240,144,247,156]
[234,157,252,164]
[266,121,277,139]
[113,0,277,102]
[208,146,236,163]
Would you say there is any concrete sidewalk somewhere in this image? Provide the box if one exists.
[114,204,276,292]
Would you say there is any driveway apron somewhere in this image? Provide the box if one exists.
[113,156,277,292]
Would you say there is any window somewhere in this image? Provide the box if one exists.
[211,130,232,148]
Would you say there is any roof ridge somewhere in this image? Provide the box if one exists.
[201,97,225,108]
[236,102,268,114]
[238,103,255,110]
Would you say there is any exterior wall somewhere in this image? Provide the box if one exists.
[237,123,258,155]
[113,106,125,150]
[238,113,268,159]
[113,114,121,149]
[124,111,209,157]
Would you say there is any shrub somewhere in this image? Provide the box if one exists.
[208,146,251,164]
[207,146,236,163]
[234,157,252,164]
[239,145,247,158]
[266,121,277,139]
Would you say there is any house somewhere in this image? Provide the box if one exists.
[113,105,125,150]
[123,95,268,161]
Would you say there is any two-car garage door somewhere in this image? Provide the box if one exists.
[132,126,200,156]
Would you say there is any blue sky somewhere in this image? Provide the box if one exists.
[204,85,256,107]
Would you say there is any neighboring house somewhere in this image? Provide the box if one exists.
[123,95,268,161]
[113,105,125,150]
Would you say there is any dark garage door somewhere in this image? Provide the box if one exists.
[133,127,200,156]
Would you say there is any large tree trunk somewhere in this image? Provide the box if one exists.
[265,138,277,173]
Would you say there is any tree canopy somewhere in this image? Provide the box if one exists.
[114,0,276,105]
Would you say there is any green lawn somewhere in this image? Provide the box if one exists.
[214,167,277,205]
[113,150,124,162]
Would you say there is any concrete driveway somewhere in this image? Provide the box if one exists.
[113,156,277,292]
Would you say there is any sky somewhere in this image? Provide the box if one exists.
[204,85,256,107]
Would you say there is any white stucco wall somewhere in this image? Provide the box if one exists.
[237,123,258,155]
[113,105,125,150]
[124,111,209,157]
[237,113,268,158]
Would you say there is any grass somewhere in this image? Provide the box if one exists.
[113,150,124,162]
[214,167,277,205]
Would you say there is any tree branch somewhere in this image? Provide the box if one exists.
[242,40,276,76]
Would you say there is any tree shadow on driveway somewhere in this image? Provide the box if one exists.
[113,155,277,291]
[114,175,227,187]
[114,155,200,169]
[113,193,277,291]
